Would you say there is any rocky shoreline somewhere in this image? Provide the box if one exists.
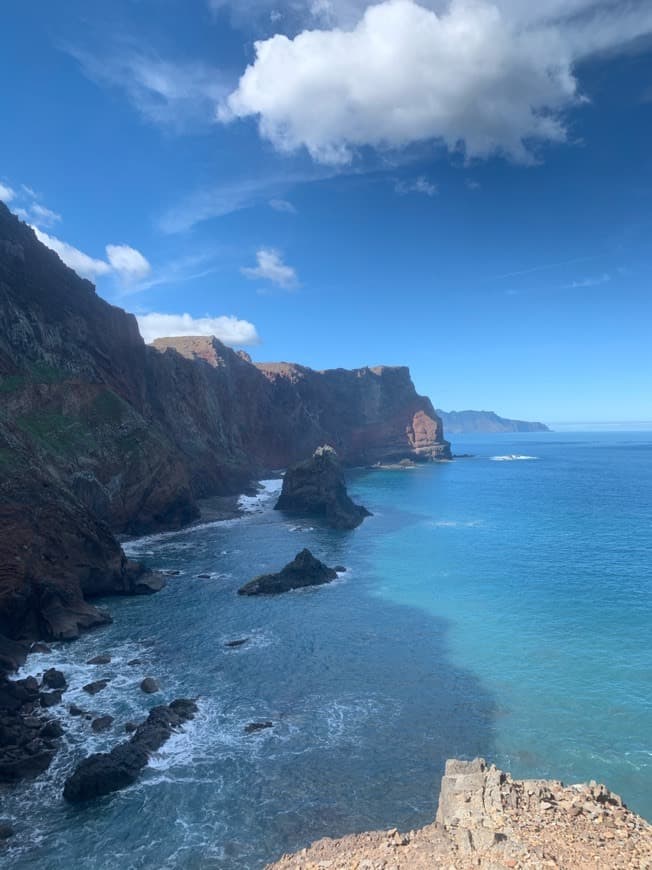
[267,758,652,869]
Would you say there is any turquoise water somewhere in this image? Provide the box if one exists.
[3,431,651,868]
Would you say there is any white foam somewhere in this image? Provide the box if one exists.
[432,520,482,528]
[237,478,283,514]
[489,454,539,462]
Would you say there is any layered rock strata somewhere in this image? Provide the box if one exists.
[268,758,652,869]
[275,445,370,529]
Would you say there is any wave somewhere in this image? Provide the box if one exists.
[489,454,539,462]
[237,478,283,514]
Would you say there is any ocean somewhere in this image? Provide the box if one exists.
[3,431,651,868]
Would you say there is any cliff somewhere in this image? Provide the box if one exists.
[268,758,652,869]
[0,202,450,647]
[436,409,550,434]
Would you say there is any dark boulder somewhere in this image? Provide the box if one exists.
[40,720,64,739]
[275,446,371,530]
[225,639,249,648]
[91,716,114,733]
[42,668,67,690]
[63,742,149,802]
[238,549,338,596]
[0,822,14,840]
[39,691,62,708]
[140,677,159,694]
[0,677,60,784]
[63,699,198,802]
[69,704,85,717]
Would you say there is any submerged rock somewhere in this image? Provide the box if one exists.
[39,690,62,708]
[275,446,371,530]
[83,679,110,695]
[238,549,338,596]
[244,721,273,734]
[87,654,111,665]
[225,639,249,648]
[63,699,198,802]
[91,715,114,733]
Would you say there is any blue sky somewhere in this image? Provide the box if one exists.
[1,0,651,423]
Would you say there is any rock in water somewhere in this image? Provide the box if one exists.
[238,549,338,596]
[63,699,197,802]
[42,668,67,690]
[83,679,110,695]
[140,677,159,694]
[275,446,371,530]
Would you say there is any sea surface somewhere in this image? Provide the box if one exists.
[3,431,651,868]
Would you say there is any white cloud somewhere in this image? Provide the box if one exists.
[395,176,438,196]
[135,312,260,346]
[465,178,481,190]
[220,0,652,165]
[106,244,152,282]
[0,182,16,203]
[32,227,150,285]
[32,227,113,280]
[269,198,297,213]
[241,248,299,289]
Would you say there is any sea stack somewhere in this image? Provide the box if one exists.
[238,549,338,596]
[275,445,371,530]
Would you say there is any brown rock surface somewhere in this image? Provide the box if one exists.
[267,758,652,870]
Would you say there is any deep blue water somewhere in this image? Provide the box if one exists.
[3,431,651,868]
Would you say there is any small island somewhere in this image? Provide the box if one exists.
[275,445,371,530]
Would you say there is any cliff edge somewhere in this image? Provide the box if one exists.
[267,758,652,869]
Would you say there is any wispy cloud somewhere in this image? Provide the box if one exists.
[562,272,611,289]
[29,203,62,227]
[135,311,260,346]
[269,198,297,214]
[491,255,597,281]
[159,167,337,233]
[394,176,438,197]
[241,248,299,290]
[465,179,481,191]
[66,44,229,131]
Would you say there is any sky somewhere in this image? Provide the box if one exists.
[1,0,651,423]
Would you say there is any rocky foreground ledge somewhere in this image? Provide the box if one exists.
[267,758,652,870]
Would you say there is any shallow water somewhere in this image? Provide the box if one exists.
[3,431,651,868]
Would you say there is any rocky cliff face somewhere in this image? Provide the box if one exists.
[0,201,450,647]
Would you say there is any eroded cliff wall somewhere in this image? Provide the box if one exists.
[0,201,450,644]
